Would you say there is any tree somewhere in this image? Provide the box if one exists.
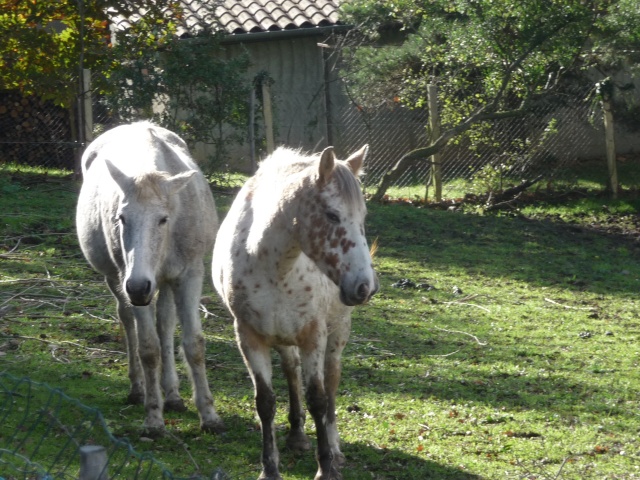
[0,0,176,174]
[338,0,640,201]
[0,0,164,107]
[0,1,251,173]
[103,30,251,172]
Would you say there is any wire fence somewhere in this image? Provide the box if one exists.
[334,83,602,198]
[0,73,604,200]
[0,91,78,171]
[0,372,226,480]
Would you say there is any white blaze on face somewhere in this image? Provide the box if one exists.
[105,160,196,306]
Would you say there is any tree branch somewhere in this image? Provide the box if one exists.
[371,103,533,201]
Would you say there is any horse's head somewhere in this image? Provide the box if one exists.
[296,146,379,306]
[106,160,196,306]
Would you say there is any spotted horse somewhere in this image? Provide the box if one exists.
[212,145,379,479]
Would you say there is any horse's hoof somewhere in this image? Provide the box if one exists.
[285,431,312,453]
[314,454,344,480]
[314,467,342,480]
[201,416,226,434]
[258,473,283,480]
[141,425,165,439]
[333,452,346,468]
[127,391,145,405]
[164,397,187,412]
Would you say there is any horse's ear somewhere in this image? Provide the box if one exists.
[105,159,131,193]
[167,170,196,195]
[318,146,335,186]
[345,144,369,176]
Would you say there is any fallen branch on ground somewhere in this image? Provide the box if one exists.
[544,297,596,310]
[434,326,488,346]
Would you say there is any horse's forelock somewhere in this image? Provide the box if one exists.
[330,162,365,211]
[131,171,173,202]
[258,147,364,211]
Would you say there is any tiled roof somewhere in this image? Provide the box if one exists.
[218,0,342,35]
[112,1,344,38]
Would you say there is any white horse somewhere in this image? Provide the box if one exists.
[76,122,224,436]
[212,146,378,479]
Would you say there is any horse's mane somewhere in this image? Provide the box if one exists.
[257,147,364,210]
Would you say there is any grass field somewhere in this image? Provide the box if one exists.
[1,162,640,479]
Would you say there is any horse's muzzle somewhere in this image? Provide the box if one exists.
[340,276,379,306]
[125,278,154,306]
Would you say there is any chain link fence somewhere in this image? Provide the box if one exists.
[0,372,226,480]
[333,84,602,199]
[0,70,124,174]
[1,72,604,200]
[0,91,78,171]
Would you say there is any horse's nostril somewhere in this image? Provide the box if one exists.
[357,282,370,300]
[126,279,152,297]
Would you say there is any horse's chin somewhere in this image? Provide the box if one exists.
[128,296,153,307]
[339,289,357,307]
[339,287,368,307]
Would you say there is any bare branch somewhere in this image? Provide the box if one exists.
[433,326,488,346]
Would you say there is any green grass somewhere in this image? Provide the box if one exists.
[382,156,640,203]
[1,163,640,479]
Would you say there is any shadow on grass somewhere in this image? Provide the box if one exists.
[366,203,640,297]
[342,329,614,416]
[3,169,639,479]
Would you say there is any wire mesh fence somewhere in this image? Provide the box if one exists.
[0,91,78,171]
[1,71,605,200]
[333,84,603,199]
[0,372,226,480]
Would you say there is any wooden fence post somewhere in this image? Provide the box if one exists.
[249,88,256,172]
[83,68,93,145]
[79,445,108,480]
[602,94,618,199]
[427,84,442,202]
[261,82,275,155]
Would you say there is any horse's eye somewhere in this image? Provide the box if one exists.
[117,214,125,225]
[159,216,169,226]
[326,211,340,224]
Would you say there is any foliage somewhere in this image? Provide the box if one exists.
[0,1,251,171]
[342,0,639,115]
[101,19,251,172]
[1,163,640,478]
[339,0,640,200]
[0,0,162,108]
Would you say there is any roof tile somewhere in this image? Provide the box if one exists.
[188,0,342,36]
[112,1,344,38]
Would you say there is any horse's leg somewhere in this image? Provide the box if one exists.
[301,342,341,480]
[275,346,311,453]
[323,320,351,469]
[106,277,144,405]
[173,268,224,434]
[156,286,186,413]
[237,323,280,480]
[132,304,165,436]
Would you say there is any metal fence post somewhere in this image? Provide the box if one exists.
[79,445,108,480]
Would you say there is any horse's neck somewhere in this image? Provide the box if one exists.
[246,184,304,280]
